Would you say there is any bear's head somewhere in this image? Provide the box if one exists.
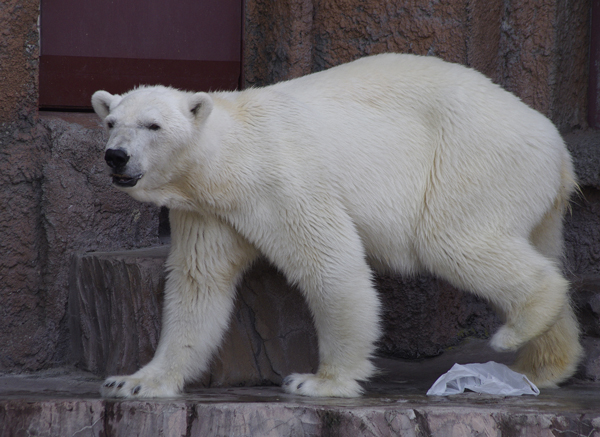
[92,85,214,205]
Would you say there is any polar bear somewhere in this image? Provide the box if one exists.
[92,53,582,398]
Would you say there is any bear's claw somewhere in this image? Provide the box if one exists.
[100,374,180,398]
[282,373,363,398]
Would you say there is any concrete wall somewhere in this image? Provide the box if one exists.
[0,0,597,372]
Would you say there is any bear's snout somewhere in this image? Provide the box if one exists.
[105,148,130,169]
[104,148,142,187]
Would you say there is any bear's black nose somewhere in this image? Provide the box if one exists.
[105,149,130,169]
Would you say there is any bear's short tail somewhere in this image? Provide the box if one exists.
[529,151,577,264]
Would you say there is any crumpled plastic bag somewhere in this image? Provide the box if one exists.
[426,361,540,396]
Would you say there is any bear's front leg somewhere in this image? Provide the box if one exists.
[250,201,382,398]
[101,210,257,398]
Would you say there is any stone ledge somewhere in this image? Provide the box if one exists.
[0,341,598,437]
[2,389,599,437]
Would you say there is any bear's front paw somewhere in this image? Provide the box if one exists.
[282,373,363,398]
[100,374,181,399]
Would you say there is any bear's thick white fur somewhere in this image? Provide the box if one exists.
[93,53,582,398]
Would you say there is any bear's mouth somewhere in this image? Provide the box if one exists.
[111,173,143,187]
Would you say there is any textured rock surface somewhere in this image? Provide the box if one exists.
[573,277,600,338]
[580,337,600,382]
[0,120,51,371]
[562,132,600,377]
[244,0,590,132]
[0,114,161,372]
[0,0,39,123]
[565,130,600,191]
[377,275,499,359]
[0,0,65,370]
[69,247,167,377]
[4,395,599,437]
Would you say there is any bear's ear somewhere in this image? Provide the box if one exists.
[91,90,121,120]
[188,92,214,122]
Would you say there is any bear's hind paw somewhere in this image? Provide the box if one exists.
[282,373,363,398]
[489,325,523,352]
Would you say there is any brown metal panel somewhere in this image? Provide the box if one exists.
[39,0,242,109]
[39,56,240,109]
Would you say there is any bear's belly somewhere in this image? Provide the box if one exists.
[352,215,421,274]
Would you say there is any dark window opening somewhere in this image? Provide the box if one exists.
[39,0,243,110]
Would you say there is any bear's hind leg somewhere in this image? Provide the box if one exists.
[422,234,579,386]
[513,198,583,387]
[512,301,582,387]
[487,263,569,354]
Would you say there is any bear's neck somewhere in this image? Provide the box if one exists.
[157,102,261,215]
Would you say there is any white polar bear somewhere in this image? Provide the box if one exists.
[92,53,582,398]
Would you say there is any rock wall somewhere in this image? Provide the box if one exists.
[244,0,590,132]
[0,119,50,370]
[0,113,161,371]
[0,0,45,371]
[0,0,38,123]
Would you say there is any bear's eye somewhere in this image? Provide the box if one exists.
[147,123,161,131]
[106,121,114,129]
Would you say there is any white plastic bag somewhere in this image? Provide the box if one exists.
[426,361,540,396]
